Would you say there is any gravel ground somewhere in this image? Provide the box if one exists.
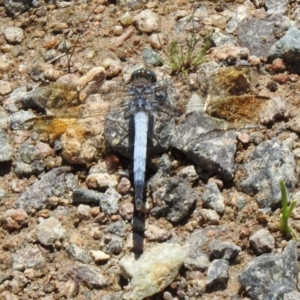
[1,0,300,299]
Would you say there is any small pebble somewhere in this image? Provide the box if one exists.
[90,250,110,262]
[211,14,227,29]
[117,177,131,194]
[119,203,134,220]
[198,209,220,225]
[113,25,123,36]
[272,73,289,84]
[119,12,133,25]
[149,33,166,50]
[237,132,250,144]
[90,207,100,217]
[0,80,12,95]
[248,55,260,66]
[23,268,36,280]
[163,291,173,300]
[272,58,286,72]
[77,204,91,220]
[3,27,24,44]
[1,209,28,231]
[135,9,159,33]
[10,180,25,193]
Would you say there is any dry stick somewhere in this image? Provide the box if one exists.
[66,3,101,73]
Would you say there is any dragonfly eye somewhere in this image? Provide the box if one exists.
[130,68,157,83]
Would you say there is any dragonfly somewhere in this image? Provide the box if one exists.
[22,65,281,210]
[24,67,176,211]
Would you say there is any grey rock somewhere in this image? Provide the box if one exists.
[105,219,127,237]
[198,208,220,225]
[11,45,24,57]
[52,206,71,219]
[184,228,213,271]
[209,241,241,261]
[184,252,210,272]
[265,0,288,15]
[151,177,198,223]
[194,6,209,19]
[36,217,67,246]
[102,234,123,255]
[68,263,109,289]
[237,138,297,208]
[268,27,300,64]
[76,204,91,220]
[12,244,45,271]
[177,165,199,184]
[237,18,277,58]
[239,240,298,300]
[284,291,300,300]
[65,244,91,264]
[14,142,46,176]
[135,9,159,33]
[3,0,32,16]
[211,32,237,47]
[249,228,275,254]
[3,86,31,113]
[142,48,163,67]
[226,5,248,33]
[174,15,202,34]
[9,110,35,130]
[2,27,24,44]
[0,129,13,162]
[147,153,172,187]
[118,0,146,9]
[99,187,121,215]
[202,182,225,214]
[16,167,77,211]
[72,189,102,205]
[206,259,229,290]
[43,49,58,62]
[120,243,185,300]
[171,113,236,180]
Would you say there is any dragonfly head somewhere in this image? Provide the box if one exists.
[130,68,157,84]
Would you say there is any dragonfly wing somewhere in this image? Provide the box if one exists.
[205,95,272,127]
[24,115,78,142]
[32,82,80,111]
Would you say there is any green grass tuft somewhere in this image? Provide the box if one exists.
[279,180,299,241]
[156,23,211,76]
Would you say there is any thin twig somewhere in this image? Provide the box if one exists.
[66,3,101,73]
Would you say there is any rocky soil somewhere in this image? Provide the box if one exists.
[1,0,300,299]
